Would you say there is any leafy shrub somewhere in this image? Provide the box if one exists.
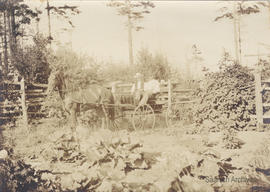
[13,34,52,84]
[193,54,256,132]
[135,48,171,81]
[78,110,101,128]
[222,129,244,149]
[102,48,172,82]
[0,157,61,192]
[101,61,136,82]
[49,47,103,88]
[43,47,102,119]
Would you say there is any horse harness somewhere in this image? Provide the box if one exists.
[58,81,111,120]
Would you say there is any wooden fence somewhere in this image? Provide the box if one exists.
[0,78,196,126]
[0,79,48,126]
[111,80,196,112]
[254,69,270,127]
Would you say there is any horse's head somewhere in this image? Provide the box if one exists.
[52,71,67,100]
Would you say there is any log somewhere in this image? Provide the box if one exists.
[0,80,21,85]
[0,104,21,108]
[0,90,22,93]
[26,92,47,97]
[25,89,45,93]
[28,83,48,88]
[26,101,44,105]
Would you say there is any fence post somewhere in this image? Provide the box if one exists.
[168,80,172,112]
[20,77,28,129]
[254,69,263,128]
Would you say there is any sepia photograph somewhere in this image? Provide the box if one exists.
[1,0,270,191]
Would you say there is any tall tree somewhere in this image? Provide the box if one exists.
[107,0,154,65]
[0,0,39,79]
[215,1,266,65]
[45,1,80,43]
[185,44,204,80]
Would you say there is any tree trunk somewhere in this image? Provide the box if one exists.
[47,0,52,42]
[233,2,239,63]
[233,2,240,65]
[127,0,134,66]
[3,11,8,79]
[7,9,15,67]
[10,8,16,45]
[127,15,134,66]
[237,14,242,65]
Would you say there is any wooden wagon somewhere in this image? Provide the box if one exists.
[106,80,197,130]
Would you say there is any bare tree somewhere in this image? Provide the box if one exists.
[107,0,155,66]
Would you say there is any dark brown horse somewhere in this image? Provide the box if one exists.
[53,71,115,140]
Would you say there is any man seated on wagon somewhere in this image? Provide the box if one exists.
[131,73,160,106]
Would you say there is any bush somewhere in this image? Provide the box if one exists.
[49,47,102,87]
[222,128,244,149]
[13,34,52,84]
[193,54,256,132]
[135,48,171,81]
[43,47,102,119]
[0,157,61,192]
[101,61,136,82]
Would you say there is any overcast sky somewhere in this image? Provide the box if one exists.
[27,0,270,71]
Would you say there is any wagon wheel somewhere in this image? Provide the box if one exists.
[166,104,181,127]
[111,117,122,130]
[107,105,123,131]
[111,111,124,131]
[132,104,155,130]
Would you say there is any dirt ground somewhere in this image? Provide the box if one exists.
[3,118,270,191]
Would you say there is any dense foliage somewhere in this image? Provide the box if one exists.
[0,0,80,83]
[193,54,256,132]
[14,35,52,83]
[135,48,171,81]
[93,48,172,83]
[49,47,102,87]
[0,157,61,192]
[43,47,102,119]
[102,62,136,82]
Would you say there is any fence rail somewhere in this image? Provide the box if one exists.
[0,80,48,125]
[0,79,197,126]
